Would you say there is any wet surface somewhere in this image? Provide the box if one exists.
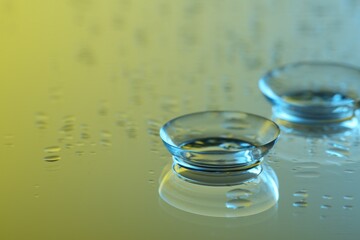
[1,0,360,239]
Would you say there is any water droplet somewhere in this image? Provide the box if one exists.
[100,139,112,147]
[294,171,320,178]
[116,113,128,127]
[322,195,333,200]
[35,113,49,129]
[44,155,61,162]
[148,179,155,184]
[81,133,91,139]
[343,205,353,210]
[294,162,321,169]
[65,144,73,149]
[3,135,14,147]
[293,190,308,198]
[344,195,354,200]
[101,130,112,138]
[49,88,63,100]
[226,199,252,209]
[60,124,75,132]
[147,119,161,136]
[328,142,350,149]
[44,146,61,153]
[149,170,155,175]
[226,189,253,199]
[307,149,316,155]
[126,127,137,138]
[76,151,84,156]
[344,169,355,174]
[34,194,40,198]
[320,204,332,209]
[63,115,76,123]
[326,148,350,158]
[147,128,159,137]
[59,135,73,142]
[293,200,308,208]
[78,47,96,66]
[76,142,85,147]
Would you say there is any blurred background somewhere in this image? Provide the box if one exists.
[1,1,360,239]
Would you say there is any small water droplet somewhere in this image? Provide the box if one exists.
[344,169,355,174]
[147,128,159,137]
[49,87,63,100]
[44,146,61,153]
[60,124,75,132]
[293,190,308,198]
[148,179,155,184]
[226,199,252,209]
[294,162,321,169]
[100,139,112,147]
[320,204,332,209]
[35,113,49,129]
[328,142,350,150]
[81,133,91,139]
[65,144,73,149]
[98,106,108,116]
[343,205,353,210]
[149,170,155,174]
[44,155,61,162]
[147,119,161,136]
[343,195,354,200]
[76,151,84,156]
[307,149,316,155]
[293,200,308,208]
[226,189,253,199]
[294,171,320,178]
[126,127,137,138]
[34,194,40,198]
[322,195,333,200]
[116,113,128,127]
[326,148,350,158]
[63,115,76,123]
[4,135,15,147]
[150,148,158,153]
[101,130,112,138]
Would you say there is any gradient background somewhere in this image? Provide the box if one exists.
[1,1,360,239]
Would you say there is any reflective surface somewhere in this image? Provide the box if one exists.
[159,163,278,217]
[1,0,360,239]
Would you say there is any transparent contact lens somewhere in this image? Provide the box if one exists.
[160,111,280,172]
[259,62,360,128]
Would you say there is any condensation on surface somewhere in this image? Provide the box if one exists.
[1,0,360,240]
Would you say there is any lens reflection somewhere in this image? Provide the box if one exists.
[159,163,279,218]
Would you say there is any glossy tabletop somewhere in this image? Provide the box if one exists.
[1,1,360,239]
